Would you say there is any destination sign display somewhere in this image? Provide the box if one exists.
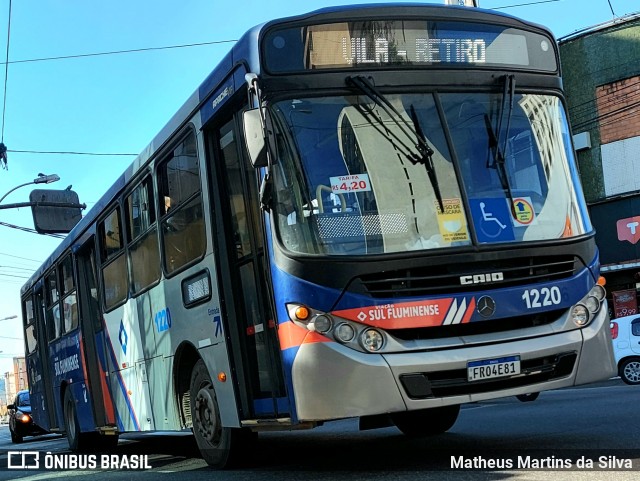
[263,20,557,73]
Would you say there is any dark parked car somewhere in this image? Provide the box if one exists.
[8,390,47,443]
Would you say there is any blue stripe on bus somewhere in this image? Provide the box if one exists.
[253,396,290,415]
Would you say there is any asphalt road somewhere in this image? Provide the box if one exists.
[0,378,637,480]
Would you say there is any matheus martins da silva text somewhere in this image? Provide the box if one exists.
[451,455,635,470]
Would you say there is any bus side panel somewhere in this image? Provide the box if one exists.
[66,379,97,433]
[129,288,171,432]
[93,329,120,428]
[49,331,98,433]
[102,305,147,432]
[146,355,181,430]
[26,353,50,431]
[161,252,240,429]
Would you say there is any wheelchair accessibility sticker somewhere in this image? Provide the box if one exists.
[470,198,515,243]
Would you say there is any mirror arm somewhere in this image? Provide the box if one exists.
[245,73,274,210]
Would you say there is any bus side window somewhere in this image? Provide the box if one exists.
[45,270,61,341]
[99,206,128,310]
[157,130,206,275]
[23,296,37,353]
[60,254,79,332]
[125,177,161,294]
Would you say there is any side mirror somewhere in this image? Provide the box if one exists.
[243,108,268,168]
[7,403,15,410]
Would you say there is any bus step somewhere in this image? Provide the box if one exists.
[241,418,316,431]
[98,426,119,435]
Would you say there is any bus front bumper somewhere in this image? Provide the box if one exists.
[290,307,615,421]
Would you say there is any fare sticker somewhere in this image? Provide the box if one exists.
[330,174,372,193]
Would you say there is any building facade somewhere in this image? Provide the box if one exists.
[3,357,27,407]
[559,14,640,318]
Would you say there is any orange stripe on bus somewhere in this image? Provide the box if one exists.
[461,297,476,323]
[278,321,330,350]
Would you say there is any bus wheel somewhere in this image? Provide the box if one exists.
[63,388,84,451]
[391,405,460,437]
[190,359,234,468]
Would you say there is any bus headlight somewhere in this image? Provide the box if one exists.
[286,303,388,353]
[312,315,333,333]
[335,323,355,342]
[584,295,600,314]
[361,328,384,352]
[571,304,589,326]
[591,284,606,302]
[570,283,607,328]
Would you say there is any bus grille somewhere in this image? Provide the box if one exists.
[399,352,577,399]
[356,255,577,298]
[387,309,564,340]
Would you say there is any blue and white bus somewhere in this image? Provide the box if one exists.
[21,4,615,468]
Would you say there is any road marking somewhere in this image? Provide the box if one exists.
[3,470,100,481]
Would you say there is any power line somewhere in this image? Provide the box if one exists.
[492,0,562,10]
[0,39,237,66]
[0,265,35,272]
[0,221,65,239]
[0,272,29,279]
[0,252,42,263]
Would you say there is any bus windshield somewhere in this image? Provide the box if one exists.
[270,90,587,255]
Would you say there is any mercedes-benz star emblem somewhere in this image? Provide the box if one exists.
[477,296,496,317]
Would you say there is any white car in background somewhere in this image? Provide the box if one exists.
[610,314,640,385]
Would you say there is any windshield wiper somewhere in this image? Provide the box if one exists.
[408,104,444,212]
[485,74,517,218]
[346,75,444,212]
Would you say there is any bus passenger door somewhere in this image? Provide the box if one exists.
[206,113,286,419]
[75,238,116,429]
[32,287,58,430]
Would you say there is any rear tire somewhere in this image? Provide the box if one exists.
[64,388,97,451]
[190,359,249,468]
[619,358,640,385]
[391,405,460,437]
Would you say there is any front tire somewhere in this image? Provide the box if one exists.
[391,405,460,437]
[190,359,248,468]
[619,358,640,385]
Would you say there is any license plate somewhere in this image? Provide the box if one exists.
[467,355,521,382]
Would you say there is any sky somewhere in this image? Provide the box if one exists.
[0,0,636,375]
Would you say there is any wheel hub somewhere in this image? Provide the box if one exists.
[195,386,219,443]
